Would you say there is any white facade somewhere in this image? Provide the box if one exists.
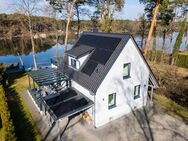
[94,38,149,127]
[68,53,90,70]
[68,38,152,128]
[71,80,94,119]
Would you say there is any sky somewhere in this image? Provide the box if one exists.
[0,0,145,20]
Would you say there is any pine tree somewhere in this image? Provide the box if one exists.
[171,18,187,65]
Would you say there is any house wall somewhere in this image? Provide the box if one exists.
[95,38,150,127]
[78,54,90,67]
[68,54,89,69]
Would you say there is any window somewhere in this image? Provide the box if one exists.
[123,63,130,79]
[134,85,140,99]
[108,93,116,109]
[71,58,77,69]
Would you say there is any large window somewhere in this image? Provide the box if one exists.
[134,85,140,99]
[71,58,77,69]
[123,63,131,79]
[108,93,116,109]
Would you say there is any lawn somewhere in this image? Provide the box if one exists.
[0,129,3,141]
[154,94,188,121]
[5,72,41,141]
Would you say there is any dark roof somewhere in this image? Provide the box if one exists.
[59,32,131,93]
[59,32,159,93]
[66,44,94,58]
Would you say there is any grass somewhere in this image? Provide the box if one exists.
[154,94,188,121]
[178,51,188,56]
[5,72,41,141]
[0,129,3,141]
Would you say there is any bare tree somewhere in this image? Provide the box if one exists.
[13,0,41,70]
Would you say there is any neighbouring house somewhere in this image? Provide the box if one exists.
[27,32,159,129]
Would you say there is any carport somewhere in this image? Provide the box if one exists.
[27,68,94,139]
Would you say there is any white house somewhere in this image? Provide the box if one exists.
[28,32,159,129]
[60,32,159,127]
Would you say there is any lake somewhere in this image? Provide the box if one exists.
[0,32,187,69]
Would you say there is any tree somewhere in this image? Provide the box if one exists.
[91,0,125,32]
[47,0,76,67]
[171,18,187,65]
[182,3,188,50]
[73,0,88,37]
[186,26,188,50]
[159,0,174,62]
[44,4,61,63]
[139,14,148,49]
[13,0,40,70]
[140,0,160,56]
[140,0,187,56]
[151,25,157,62]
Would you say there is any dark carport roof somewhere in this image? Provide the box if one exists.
[28,68,69,86]
[43,88,93,120]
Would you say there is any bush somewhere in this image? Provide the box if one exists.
[0,86,16,141]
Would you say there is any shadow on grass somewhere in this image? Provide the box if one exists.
[4,72,40,141]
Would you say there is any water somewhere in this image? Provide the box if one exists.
[0,32,187,69]
[135,32,187,53]
[0,43,73,69]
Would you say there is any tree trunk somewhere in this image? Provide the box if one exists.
[28,16,37,70]
[75,3,80,38]
[151,26,157,62]
[186,27,188,51]
[62,0,76,67]
[143,1,160,56]
[171,18,186,65]
[161,29,166,63]
[141,29,145,49]
[17,52,24,69]
[56,32,59,63]
[101,0,112,32]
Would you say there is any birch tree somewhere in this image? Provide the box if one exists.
[14,0,40,70]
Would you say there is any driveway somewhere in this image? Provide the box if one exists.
[61,102,188,141]
[22,90,188,141]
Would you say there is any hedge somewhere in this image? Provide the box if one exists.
[0,86,16,141]
[177,52,188,68]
